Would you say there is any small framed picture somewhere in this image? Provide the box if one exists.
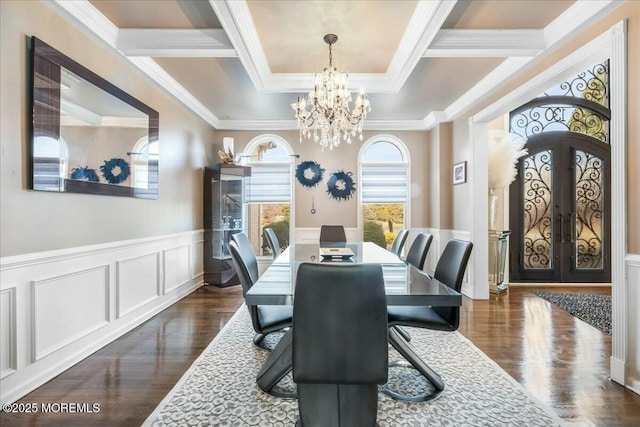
[453,161,467,185]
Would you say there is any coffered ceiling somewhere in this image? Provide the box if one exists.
[52,0,619,131]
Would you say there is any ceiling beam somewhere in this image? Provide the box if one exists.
[117,29,237,57]
[424,29,545,57]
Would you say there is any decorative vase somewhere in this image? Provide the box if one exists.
[488,188,498,231]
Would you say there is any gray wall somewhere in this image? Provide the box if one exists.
[0,0,217,257]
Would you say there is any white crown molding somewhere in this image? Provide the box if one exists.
[423,111,448,130]
[211,0,455,94]
[364,120,430,131]
[127,57,220,127]
[424,0,621,129]
[209,0,270,89]
[215,119,297,130]
[385,0,457,92]
[424,29,544,57]
[51,0,118,47]
[117,29,237,57]
[50,0,623,132]
[214,119,431,131]
[444,57,533,123]
[544,0,620,47]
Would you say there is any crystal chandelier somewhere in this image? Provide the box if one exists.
[291,34,371,150]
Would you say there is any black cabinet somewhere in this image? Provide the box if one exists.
[203,164,251,287]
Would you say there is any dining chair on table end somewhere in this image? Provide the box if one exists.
[263,227,280,260]
[228,233,292,350]
[319,225,347,247]
[293,263,388,427]
[389,228,409,257]
[384,238,473,402]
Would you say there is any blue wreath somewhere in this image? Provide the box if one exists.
[326,170,356,201]
[100,158,131,185]
[296,160,325,188]
[70,166,100,182]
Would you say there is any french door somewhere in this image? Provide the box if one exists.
[509,132,610,282]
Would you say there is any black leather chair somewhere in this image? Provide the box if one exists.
[392,231,431,344]
[293,263,388,427]
[319,225,347,247]
[263,227,280,260]
[385,239,473,401]
[404,232,433,271]
[228,233,292,349]
[389,228,409,257]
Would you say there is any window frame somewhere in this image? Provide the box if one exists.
[357,135,411,242]
[240,134,295,258]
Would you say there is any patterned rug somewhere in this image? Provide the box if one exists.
[143,307,564,426]
[534,291,611,335]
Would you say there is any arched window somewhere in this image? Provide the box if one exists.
[359,136,410,249]
[130,136,159,190]
[510,61,610,143]
[241,135,294,257]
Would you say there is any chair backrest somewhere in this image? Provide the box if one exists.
[390,229,409,256]
[293,263,388,384]
[229,233,259,292]
[319,225,347,247]
[227,238,263,334]
[405,232,433,271]
[293,262,388,426]
[432,239,473,328]
[263,227,280,260]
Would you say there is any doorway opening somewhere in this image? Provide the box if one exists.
[508,61,611,283]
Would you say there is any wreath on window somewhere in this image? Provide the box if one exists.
[100,158,131,184]
[326,170,356,201]
[295,160,325,188]
[70,166,100,182]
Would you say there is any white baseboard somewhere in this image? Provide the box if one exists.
[0,230,204,404]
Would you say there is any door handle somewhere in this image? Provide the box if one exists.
[555,212,563,243]
[563,213,572,243]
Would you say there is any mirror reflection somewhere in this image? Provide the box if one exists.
[30,37,159,198]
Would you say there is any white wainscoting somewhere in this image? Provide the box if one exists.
[33,265,110,361]
[626,254,640,395]
[0,230,204,404]
[0,287,16,379]
[116,253,160,318]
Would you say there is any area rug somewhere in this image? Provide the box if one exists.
[143,307,564,426]
[534,291,611,335]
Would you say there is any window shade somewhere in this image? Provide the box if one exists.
[361,164,408,203]
[246,164,291,203]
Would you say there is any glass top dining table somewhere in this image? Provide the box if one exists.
[245,242,462,307]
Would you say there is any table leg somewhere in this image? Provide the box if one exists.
[381,327,445,402]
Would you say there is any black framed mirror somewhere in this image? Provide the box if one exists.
[28,37,159,198]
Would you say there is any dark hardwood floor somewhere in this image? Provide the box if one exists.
[2,285,639,426]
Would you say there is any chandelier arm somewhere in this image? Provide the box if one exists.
[292,33,369,150]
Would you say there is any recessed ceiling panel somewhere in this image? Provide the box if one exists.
[443,0,575,29]
[156,57,296,121]
[368,57,504,120]
[247,0,417,74]
[89,0,221,29]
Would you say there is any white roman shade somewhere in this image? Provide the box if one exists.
[245,164,291,203]
[361,164,408,203]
